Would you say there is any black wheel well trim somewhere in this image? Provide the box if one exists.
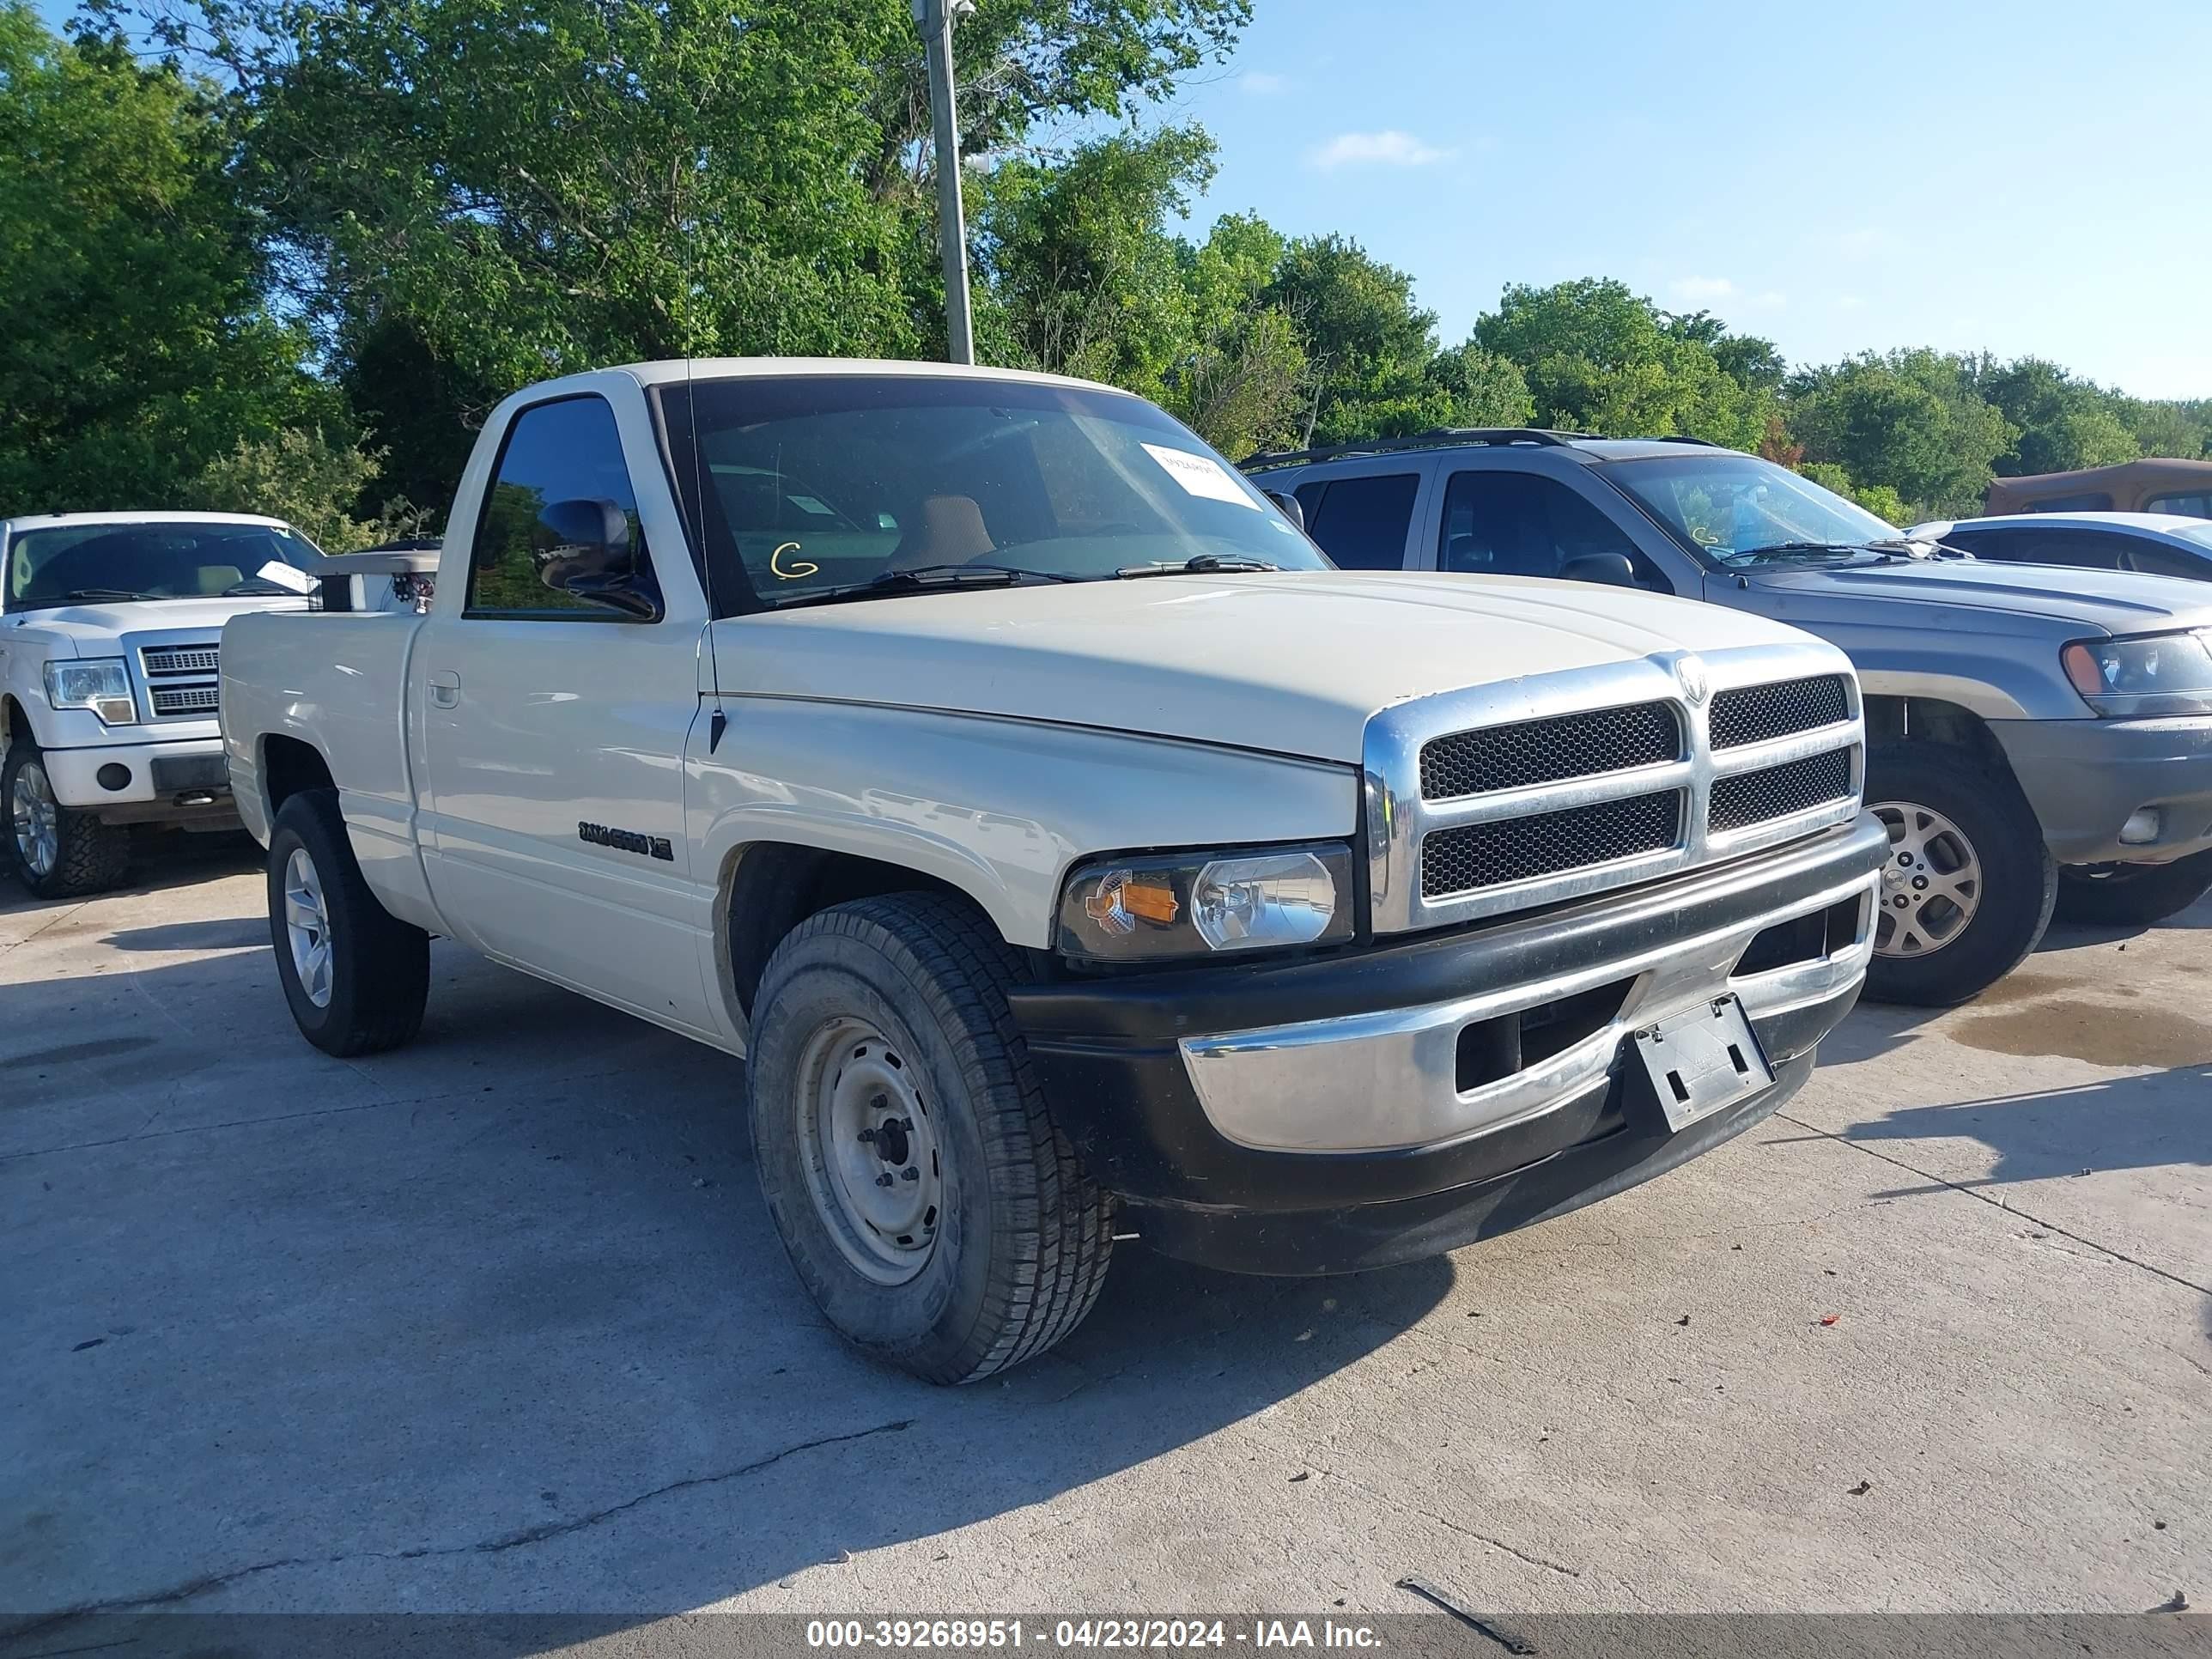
[717,841,1021,1021]
[1860,694,2020,782]
[258,732,338,823]
[0,693,30,750]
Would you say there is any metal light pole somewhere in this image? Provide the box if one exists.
[913,0,975,364]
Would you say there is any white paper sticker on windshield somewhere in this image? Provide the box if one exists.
[1140,443,1260,509]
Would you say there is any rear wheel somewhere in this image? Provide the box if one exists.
[3,739,129,897]
[747,892,1115,1383]
[1863,743,2055,1006]
[265,789,429,1055]
[2054,850,2212,927]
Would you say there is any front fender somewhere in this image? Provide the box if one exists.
[689,700,1358,949]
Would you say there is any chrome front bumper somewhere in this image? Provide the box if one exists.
[1180,814,1887,1155]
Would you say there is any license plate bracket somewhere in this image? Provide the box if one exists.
[1632,995,1773,1133]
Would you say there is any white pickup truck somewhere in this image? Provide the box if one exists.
[221,360,1887,1382]
[0,511,318,896]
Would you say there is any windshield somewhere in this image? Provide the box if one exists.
[658,375,1326,611]
[2172,521,2212,551]
[6,520,319,609]
[1601,453,1902,567]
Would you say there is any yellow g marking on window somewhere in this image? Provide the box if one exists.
[769,542,818,580]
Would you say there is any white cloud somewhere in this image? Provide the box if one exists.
[1308,130,1455,170]
[1238,70,1290,94]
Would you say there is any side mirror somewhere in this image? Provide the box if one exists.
[535,498,661,620]
[1265,490,1305,532]
[1560,553,1638,588]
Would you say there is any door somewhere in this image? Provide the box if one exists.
[414,392,716,1030]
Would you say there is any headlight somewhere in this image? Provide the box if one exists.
[43,658,137,725]
[2062,630,2212,718]
[1057,842,1355,961]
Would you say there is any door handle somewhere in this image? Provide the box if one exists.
[428,671,461,708]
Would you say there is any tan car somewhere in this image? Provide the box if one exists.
[1986,457,2212,519]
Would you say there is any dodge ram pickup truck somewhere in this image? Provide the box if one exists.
[1,511,319,896]
[222,360,1886,1382]
[1244,431,2212,1003]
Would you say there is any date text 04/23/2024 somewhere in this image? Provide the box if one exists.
[805,1620,1384,1650]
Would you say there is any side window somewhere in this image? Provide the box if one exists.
[1936,529,2120,568]
[1302,473,1419,570]
[2124,542,2209,580]
[468,396,655,617]
[2147,492,2212,520]
[1439,470,1661,586]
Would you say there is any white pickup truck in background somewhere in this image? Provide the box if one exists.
[220,359,1886,1382]
[0,511,318,896]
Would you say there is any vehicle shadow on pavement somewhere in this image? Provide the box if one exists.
[0,830,263,918]
[2,933,1455,1623]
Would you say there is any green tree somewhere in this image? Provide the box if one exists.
[1784,349,2015,516]
[0,3,328,514]
[1472,279,1769,449]
[1966,356,2141,476]
[1165,213,1306,459]
[1264,234,1446,445]
[190,426,426,552]
[2118,398,2212,461]
[1799,462,1907,526]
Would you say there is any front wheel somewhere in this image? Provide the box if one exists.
[265,789,430,1055]
[1863,743,2055,1007]
[3,739,129,897]
[2054,850,2212,927]
[746,893,1116,1383]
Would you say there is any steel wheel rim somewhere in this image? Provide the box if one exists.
[10,760,58,878]
[794,1015,943,1285]
[283,846,335,1008]
[1869,799,1984,958]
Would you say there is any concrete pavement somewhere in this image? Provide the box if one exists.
[4,836,2207,1626]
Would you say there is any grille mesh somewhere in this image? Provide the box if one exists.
[150,685,221,715]
[1709,748,1854,834]
[141,645,220,677]
[1420,791,1682,898]
[1419,702,1679,801]
[1708,675,1849,750]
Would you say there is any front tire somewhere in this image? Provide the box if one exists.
[747,893,1115,1384]
[1863,743,2056,1006]
[2055,850,2212,927]
[266,789,429,1055]
[3,739,129,898]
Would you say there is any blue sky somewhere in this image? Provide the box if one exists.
[42,0,2209,398]
[1154,0,2212,398]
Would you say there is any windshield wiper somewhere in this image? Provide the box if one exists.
[58,586,171,601]
[1732,542,1904,565]
[794,563,1080,605]
[1113,555,1281,580]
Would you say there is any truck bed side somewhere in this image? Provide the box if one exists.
[220,609,442,934]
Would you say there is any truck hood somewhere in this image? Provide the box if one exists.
[3,594,303,652]
[1741,559,2212,638]
[720,571,1813,763]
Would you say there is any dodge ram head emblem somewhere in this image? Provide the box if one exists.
[1673,653,1711,707]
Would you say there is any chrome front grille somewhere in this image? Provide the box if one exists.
[1420,791,1682,897]
[1365,646,1865,932]
[1710,748,1856,834]
[1708,674,1850,750]
[1419,702,1680,800]
[149,684,221,716]
[140,645,221,677]
[136,639,222,721]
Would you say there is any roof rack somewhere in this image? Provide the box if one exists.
[1237,428,1601,472]
[1650,434,1720,447]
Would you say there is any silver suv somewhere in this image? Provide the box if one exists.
[1243,429,2212,1005]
